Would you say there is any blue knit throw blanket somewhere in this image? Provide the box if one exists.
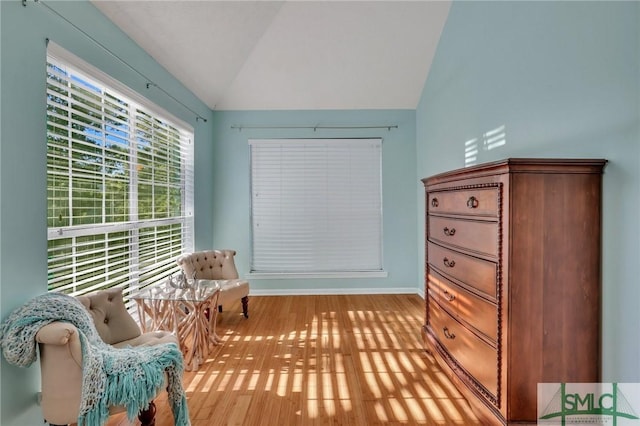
[0,292,190,426]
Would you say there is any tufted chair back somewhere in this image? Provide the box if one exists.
[76,287,141,345]
[176,249,250,318]
[176,249,240,281]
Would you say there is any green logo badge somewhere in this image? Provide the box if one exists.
[538,383,640,425]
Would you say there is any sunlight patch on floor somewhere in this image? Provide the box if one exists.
[307,371,318,399]
[372,400,389,422]
[185,370,206,392]
[362,372,383,399]
[440,397,478,423]
[232,369,248,391]
[276,371,289,397]
[214,370,232,392]
[423,398,446,422]
[247,370,260,391]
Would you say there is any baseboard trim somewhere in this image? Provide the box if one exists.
[250,287,424,297]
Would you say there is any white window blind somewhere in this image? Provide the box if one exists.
[249,138,383,275]
[46,44,194,300]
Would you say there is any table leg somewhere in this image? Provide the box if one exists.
[208,292,222,345]
[137,289,223,372]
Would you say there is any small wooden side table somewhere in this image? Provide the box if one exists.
[132,279,221,371]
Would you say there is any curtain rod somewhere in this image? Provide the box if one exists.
[30,0,208,123]
[231,125,399,132]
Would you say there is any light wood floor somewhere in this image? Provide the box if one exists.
[108,294,481,425]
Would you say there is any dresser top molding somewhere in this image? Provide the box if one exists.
[422,158,608,187]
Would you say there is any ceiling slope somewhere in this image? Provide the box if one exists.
[92,1,451,111]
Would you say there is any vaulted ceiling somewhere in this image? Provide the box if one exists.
[91,1,451,111]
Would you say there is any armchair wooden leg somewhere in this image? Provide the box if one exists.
[138,401,157,426]
[241,296,249,318]
[47,402,157,426]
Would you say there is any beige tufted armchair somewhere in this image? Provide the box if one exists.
[36,287,179,426]
[176,250,250,318]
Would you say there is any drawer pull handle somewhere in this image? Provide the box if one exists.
[443,227,456,236]
[443,327,456,340]
[443,257,456,268]
[467,196,479,209]
[443,290,456,302]
[431,197,439,208]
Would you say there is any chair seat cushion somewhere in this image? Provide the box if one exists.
[218,279,250,306]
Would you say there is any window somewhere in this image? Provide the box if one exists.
[249,138,384,277]
[46,44,194,299]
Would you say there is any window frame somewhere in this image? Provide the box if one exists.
[248,137,386,279]
[46,42,194,300]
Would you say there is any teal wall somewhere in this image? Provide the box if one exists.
[416,1,639,381]
[0,2,213,424]
[211,110,418,294]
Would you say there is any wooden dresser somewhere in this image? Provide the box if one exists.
[421,158,606,425]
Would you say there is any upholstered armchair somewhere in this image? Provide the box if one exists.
[35,288,184,426]
[176,250,250,318]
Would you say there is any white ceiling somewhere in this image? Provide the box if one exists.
[91,1,451,111]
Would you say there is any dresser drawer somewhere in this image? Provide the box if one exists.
[428,269,497,342]
[429,301,498,397]
[428,188,499,217]
[427,269,458,315]
[428,242,497,300]
[429,216,498,258]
